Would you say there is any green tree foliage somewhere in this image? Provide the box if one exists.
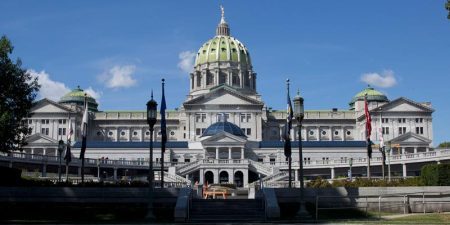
[438,142,450,148]
[421,163,450,186]
[0,36,40,152]
[446,0,450,19]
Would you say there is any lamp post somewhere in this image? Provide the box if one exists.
[293,89,309,217]
[57,139,65,182]
[146,91,157,220]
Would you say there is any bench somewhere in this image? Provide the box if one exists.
[203,189,227,199]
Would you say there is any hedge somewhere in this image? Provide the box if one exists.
[421,163,450,186]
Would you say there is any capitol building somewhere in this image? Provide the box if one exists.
[19,10,438,187]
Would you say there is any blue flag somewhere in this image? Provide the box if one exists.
[160,79,167,150]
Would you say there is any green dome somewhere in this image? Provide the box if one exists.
[194,35,251,67]
[349,86,388,107]
[59,86,99,111]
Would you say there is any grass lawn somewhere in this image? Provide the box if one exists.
[382,213,450,224]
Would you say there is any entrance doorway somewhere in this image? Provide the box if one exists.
[234,171,244,187]
[205,171,214,184]
[219,171,229,183]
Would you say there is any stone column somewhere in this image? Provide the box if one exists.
[331,167,335,179]
[213,170,219,184]
[414,147,418,154]
[402,163,407,178]
[243,169,249,187]
[426,147,430,152]
[294,170,299,182]
[113,168,118,181]
[43,148,47,156]
[279,126,283,141]
[229,170,234,184]
[241,147,244,159]
[228,148,232,159]
[199,168,204,184]
[215,147,219,160]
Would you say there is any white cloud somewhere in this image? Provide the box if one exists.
[361,70,397,88]
[85,86,102,100]
[99,65,137,88]
[27,69,71,101]
[177,51,196,73]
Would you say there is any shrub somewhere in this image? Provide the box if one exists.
[421,163,450,186]
[307,177,331,188]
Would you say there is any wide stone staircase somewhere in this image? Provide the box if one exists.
[189,199,265,222]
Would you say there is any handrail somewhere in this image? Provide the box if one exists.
[315,191,450,220]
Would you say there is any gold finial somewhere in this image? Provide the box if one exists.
[220,5,226,23]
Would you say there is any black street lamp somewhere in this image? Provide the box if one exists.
[146,91,157,220]
[57,139,65,182]
[293,89,309,218]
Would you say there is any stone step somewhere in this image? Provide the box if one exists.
[189,215,265,222]
[189,199,265,222]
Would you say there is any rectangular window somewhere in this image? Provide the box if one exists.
[217,113,229,122]
[240,113,251,122]
[246,128,251,135]
[257,158,264,162]
[172,159,178,163]
[399,127,406,135]
[58,119,66,124]
[28,119,32,124]
[415,118,423,123]
[41,128,49,135]
[195,113,206,123]
[398,118,406,123]
[183,133,186,139]
[196,128,201,135]
[416,127,424,134]
[382,127,390,135]
[184,158,190,163]
[382,118,389,123]
[41,119,50,124]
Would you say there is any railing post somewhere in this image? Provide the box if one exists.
[378,196,382,219]
[403,195,407,214]
[315,195,319,220]
[423,192,426,214]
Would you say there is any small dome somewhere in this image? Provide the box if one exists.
[59,86,99,111]
[194,36,251,67]
[202,121,246,137]
[349,86,388,108]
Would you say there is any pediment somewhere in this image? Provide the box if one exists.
[32,99,72,114]
[390,132,431,145]
[373,97,434,113]
[26,133,58,144]
[201,131,247,145]
[184,85,263,106]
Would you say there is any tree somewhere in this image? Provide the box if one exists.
[0,36,40,152]
[438,142,450,148]
[447,0,450,19]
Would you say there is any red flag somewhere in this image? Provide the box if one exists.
[364,95,372,139]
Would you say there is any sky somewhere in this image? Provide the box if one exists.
[1,1,449,145]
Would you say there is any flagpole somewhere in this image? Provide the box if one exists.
[65,113,72,182]
[80,93,88,184]
[364,93,372,180]
[160,79,167,188]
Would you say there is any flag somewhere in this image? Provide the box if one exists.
[160,79,167,151]
[378,127,385,149]
[364,95,372,158]
[80,98,88,159]
[64,117,73,165]
[283,86,293,158]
